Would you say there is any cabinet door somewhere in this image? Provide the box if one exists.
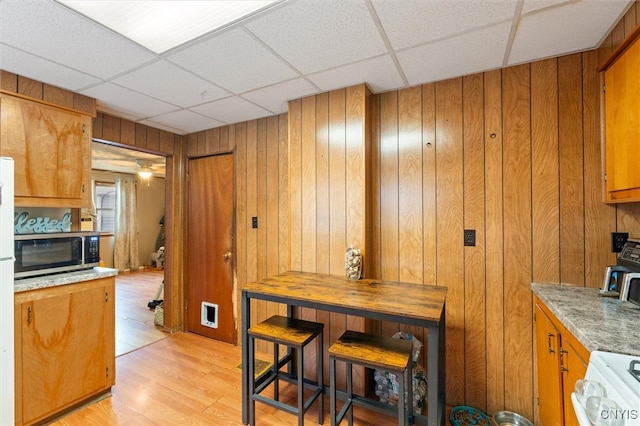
[0,95,91,207]
[535,304,564,426]
[561,336,589,426]
[19,284,113,424]
[604,34,640,202]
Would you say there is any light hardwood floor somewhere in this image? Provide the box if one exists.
[115,269,168,356]
[51,331,400,425]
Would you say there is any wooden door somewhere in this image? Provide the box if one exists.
[186,154,235,343]
[534,303,564,426]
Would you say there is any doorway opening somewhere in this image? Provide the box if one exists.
[91,141,168,355]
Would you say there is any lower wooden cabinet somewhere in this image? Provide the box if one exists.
[534,295,589,426]
[14,277,115,425]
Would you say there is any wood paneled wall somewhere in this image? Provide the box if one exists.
[184,115,290,350]
[286,84,372,392]
[367,49,640,421]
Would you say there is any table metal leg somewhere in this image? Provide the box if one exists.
[427,309,446,426]
[242,292,250,425]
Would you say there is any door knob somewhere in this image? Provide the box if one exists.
[223,251,232,261]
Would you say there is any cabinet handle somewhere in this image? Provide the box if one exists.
[82,123,86,133]
[560,348,569,372]
[547,332,555,353]
[27,305,32,325]
[105,291,108,302]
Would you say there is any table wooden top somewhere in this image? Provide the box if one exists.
[242,271,447,324]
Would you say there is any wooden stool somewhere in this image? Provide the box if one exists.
[328,330,413,426]
[248,315,324,426]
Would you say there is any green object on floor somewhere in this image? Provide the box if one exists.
[450,405,491,426]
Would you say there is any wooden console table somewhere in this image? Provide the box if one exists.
[241,271,447,426]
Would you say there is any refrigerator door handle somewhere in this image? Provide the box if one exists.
[0,257,14,262]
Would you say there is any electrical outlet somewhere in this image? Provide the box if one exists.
[464,229,476,247]
[611,232,629,253]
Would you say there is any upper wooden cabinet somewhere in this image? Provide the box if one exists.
[0,93,92,208]
[602,30,640,203]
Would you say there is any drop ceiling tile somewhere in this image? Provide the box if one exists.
[521,0,570,15]
[190,96,272,124]
[245,0,387,74]
[308,55,405,93]
[242,78,319,114]
[508,0,632,65]
[0,43,100,90]
[167,27,297,94]
[112,60,230,108]
[141,110,224,135]
[398,22,512,86]
[81,83,178,119]
[0,0,156,79]
[372,0,517,51]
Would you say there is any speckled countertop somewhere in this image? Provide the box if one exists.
[14,267,118,293]
[531,283,640,357]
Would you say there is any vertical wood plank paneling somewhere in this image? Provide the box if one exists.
[219,126,230,152]
[435,77,465,405]
[370,92,382,281]
[316,93,330,275]
[289,99,303,271]
[398,86,423,285]
[186,134,198,157]
[146,127,160,152]
[301,96,317,274]
[558,54,585,286]
[328,89,347,277]
[502,64,533,420]
[278,114,289,276]
[346,85,366,393]
[43,85,73,109]
[0,70,18,92]
[206,128,220,154]
[346,85,366,256]
[531,59,560,284]
[235,123,248,327]
[135,124,147,150]
[266,116,280,278]
[583,51,617,287]
[17,76,43,99]
[422,83,437,287]
[379,91,400,283]
[462,73,487,411]
[121,120,135,146]
[256,119,268,281]
[102,115,121,143]
[328,88,348,390]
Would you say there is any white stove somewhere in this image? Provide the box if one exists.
[572,351,640,425]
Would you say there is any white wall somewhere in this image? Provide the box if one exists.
[91,170,165,268]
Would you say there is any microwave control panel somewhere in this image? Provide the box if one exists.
[619,239,640,268]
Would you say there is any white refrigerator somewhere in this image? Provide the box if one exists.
[0,157,14,425]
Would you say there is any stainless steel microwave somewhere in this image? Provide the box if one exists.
[14,231,100,279]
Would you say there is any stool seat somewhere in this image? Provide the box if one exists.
[328,330,413,371]
[248,315,324,426]
[329,330,413,426]
[249,315,323,346]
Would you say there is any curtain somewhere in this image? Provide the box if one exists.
[114,178,139,272]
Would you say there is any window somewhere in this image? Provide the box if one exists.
[95,182,116,233]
